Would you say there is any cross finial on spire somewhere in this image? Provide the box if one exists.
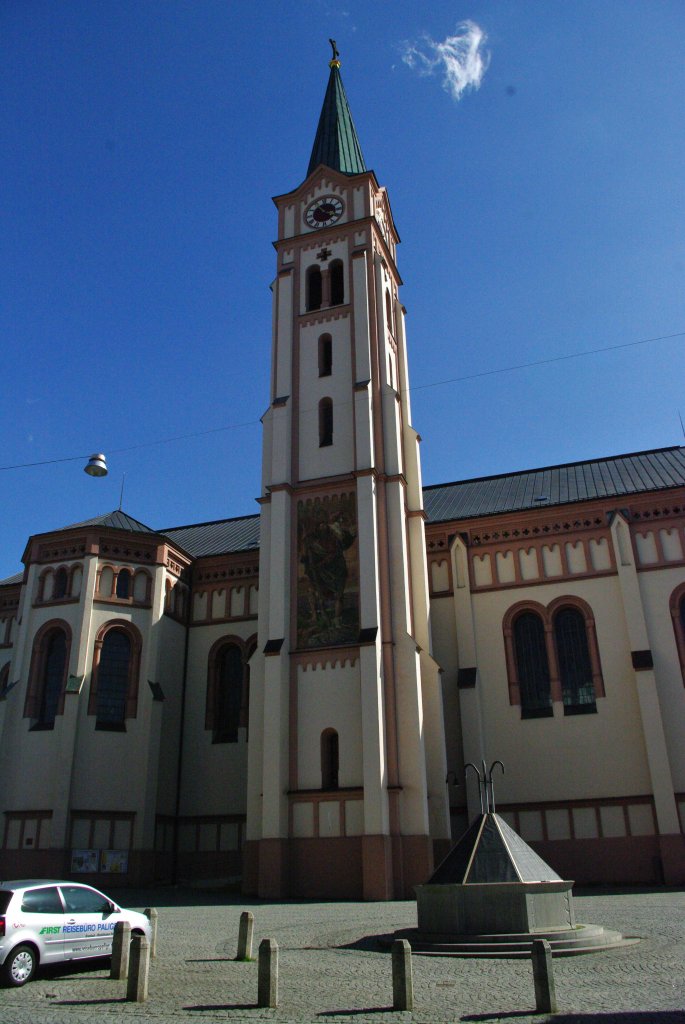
[329,38,341,68]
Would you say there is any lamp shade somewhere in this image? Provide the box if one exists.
[84,453,108,477]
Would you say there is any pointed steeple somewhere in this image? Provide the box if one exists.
[307,42,366,177]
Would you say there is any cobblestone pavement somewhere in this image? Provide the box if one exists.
[2,887,684,1024]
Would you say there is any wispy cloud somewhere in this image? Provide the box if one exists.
[402,20,490,102]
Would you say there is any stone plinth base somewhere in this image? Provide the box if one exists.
[416,880,575,936]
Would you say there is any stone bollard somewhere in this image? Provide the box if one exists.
[127,933,150,1003]
[144,908,158,958]
[532,939,558,1014]
[257,938,278,1008]
[391,939,414,1011]
[110,921,131,980]
[237,910,254,960]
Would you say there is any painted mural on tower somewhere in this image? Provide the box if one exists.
[296,493,359,648]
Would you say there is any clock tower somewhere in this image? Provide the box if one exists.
[244,47,450,899]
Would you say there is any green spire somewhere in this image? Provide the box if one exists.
[307,44,367,177]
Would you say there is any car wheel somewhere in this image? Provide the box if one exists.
[2,944,37,987]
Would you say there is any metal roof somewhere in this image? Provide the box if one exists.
[423,446,685,524]
[161,515,260,558]
[54,511,158,534]
[307,61,366,177]
[4,449,683,580]
[0,571,23,587]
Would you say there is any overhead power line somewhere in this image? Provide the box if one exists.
[1,329,683,472]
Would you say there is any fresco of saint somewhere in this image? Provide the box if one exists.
[297,493,359,648]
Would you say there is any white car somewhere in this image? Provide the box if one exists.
[0,879,152,986]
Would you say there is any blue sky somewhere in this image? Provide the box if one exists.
[2,1,684,580]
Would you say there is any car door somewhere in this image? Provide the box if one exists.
[18,886,66,964]
[59,884,118,960]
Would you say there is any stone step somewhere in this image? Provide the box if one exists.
[406,924,638,958]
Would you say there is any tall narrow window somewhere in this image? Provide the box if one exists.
[385,289,394,334]
[321,728,339,790]
[554,607,596,713]
[116,569,131,599]
[214,643,242,743]
[318,334,332,377]
[513,612,552,718]
[319,398,333,447]
[95,629,131,728]
[307,265,322,311]
[329,260,344,305]
[32,630,67,729]
[53,568,68,600]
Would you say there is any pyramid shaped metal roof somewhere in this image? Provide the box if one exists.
[428,813,562,885]
[54,510,158,535]
[307,56,366,177]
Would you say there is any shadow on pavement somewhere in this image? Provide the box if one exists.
[463,1014,685,1023]
[55,998,126,1006]
[185,1004,256,1012]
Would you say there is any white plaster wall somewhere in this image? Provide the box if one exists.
[297,661,362,789]
[154,615,187,816]
[179,621,254,817]
[430,595,464,783]
[70,603,157,811]
[637,565,685,790]
[467,576,653,804]
[298,314,355,479]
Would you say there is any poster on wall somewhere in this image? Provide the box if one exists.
[71,849,98,873]
[297,492,359,648]
[100,849,129,874]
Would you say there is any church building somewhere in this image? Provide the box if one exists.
[1,54,685,897]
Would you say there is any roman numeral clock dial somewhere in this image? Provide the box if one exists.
[304,195,344,228]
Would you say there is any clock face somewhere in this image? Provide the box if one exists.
[304,195,344,229]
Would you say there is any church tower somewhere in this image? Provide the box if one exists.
[244,47,450,900]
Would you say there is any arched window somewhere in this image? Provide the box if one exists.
[206,636,254,743]
[670,582,685,684]
[319,398,333,447]
[504,597,603,718]
[329,260,344,306]
[38,631,67,727]
[307,265,322,311]
[318,334,332,377]
[53,567,68,600]
[554,606,596,712]
[321,728,339,790]
[513,612,552,718]
[95,629,131,727]
[385,289,394,334]
[24,621,72,726]
[89,621,142,728]
[215,643,242,743]
[116,569,131,599]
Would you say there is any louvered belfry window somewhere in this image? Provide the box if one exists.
[514,612,552,717]
[554,607,596,710]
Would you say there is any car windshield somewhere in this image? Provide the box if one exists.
[0,890,12,913]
